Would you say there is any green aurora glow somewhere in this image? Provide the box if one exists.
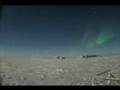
[96,31,113,45]
[86,31,113,49]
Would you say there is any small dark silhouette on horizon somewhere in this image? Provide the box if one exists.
[56,56,60,60]
[62,56,66,60]
[56,56,66,60]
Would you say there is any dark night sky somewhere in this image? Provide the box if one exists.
[0,6,120,56]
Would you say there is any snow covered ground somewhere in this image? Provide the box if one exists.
[0,55,120,85]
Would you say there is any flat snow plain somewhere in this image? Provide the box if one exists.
[0,55,120,85]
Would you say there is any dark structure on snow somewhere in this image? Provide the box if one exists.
[82,55,98,58]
